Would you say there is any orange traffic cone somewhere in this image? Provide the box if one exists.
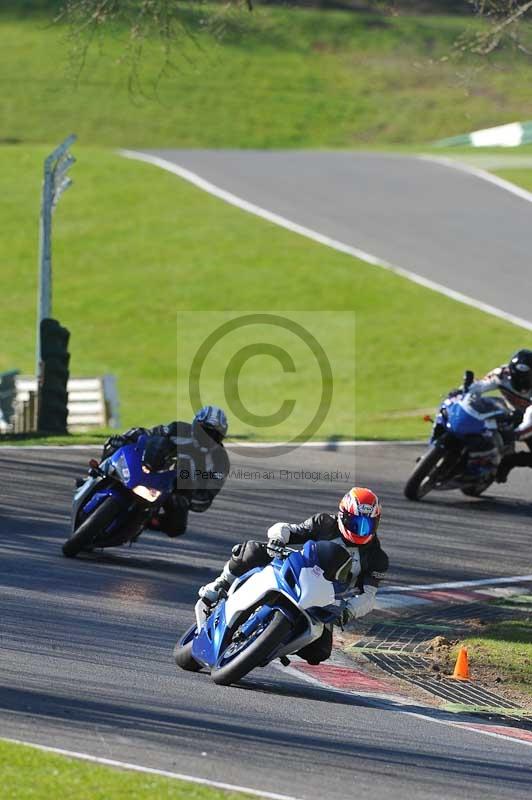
[452,646,470,680]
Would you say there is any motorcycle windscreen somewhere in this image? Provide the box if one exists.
[297,567,335,609]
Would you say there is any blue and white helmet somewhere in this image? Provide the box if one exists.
[193,405,228,443]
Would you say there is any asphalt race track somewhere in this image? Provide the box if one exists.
[145,150,532,324]
[1,445,532,800]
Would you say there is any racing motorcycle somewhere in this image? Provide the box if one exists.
[404,372,514,501]
[174,540,351,686]
[62,434,178,557]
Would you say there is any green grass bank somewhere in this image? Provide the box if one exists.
[0,145,525,440]
[1,6,532,149]
[0,739,254,800]
[495,169,532,194]
[458,609,532,702]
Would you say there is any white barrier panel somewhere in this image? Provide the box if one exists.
[16,375,120,431]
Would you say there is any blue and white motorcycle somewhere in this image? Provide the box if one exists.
[174,540,351,686]
[404,372,514,501]
[62,434,177,557]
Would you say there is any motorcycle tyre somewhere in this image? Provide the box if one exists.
[62,496,122,558]
[212,610,292,687]
[404,446,453,501]
[461,482,492,497]
[174,639,202,672]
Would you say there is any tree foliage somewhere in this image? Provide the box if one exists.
[55,1,253,90]
[50,0,531,87]
[462,1,532,54]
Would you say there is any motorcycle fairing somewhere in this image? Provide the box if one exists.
[446,402,486,436]
[107,436,175,494]
[446,395,507,437]
[71,435,176,533]
[223,563,334,629]
[190,541,335,669]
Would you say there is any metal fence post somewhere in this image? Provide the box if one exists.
[36,134,77,379]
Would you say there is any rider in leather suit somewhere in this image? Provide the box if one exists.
[199,487,388,665]
[467,349,532,483]
[102,405,230,536]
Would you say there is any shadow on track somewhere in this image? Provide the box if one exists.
[1,683,531,791]
[417,495,532,520]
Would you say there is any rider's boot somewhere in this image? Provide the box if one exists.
[497,451,532,483]
[496,457,513,484]
[199,562,236,606]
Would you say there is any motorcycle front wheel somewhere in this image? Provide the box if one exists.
[211,610,292,687]
[174,639,202,672]
[62,496,122,557]
[404,446,455,501]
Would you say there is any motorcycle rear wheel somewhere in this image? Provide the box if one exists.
[62,496,122,557]
[461,482,491,497]
[211,610,292,687]
[404,446,453,501]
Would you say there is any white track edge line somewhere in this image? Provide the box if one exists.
[118,149,532,332]
[0,441,423,450]
[227,440,422,447]
[276,664,532,750]
[410,712,532,750]
[420,154,532,205]
[382,574,532,593]
[0,737,301,800]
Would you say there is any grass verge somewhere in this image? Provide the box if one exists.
[493,169,532,193]
[457,616,532,702]
[0,739,254,800]
[0,144,526,441]
[0,433,107,447]
[1,7,532,148]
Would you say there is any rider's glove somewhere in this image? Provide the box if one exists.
[124,427,147,440]
[267,522,291,544]
[266,523,291,557]
[151,422,178,438]
[511,409,524,428]
[340,585,378,624]
[103,435,125,455]
[339,600,352,627]
[103,427,147,457]
[266,539,287,558]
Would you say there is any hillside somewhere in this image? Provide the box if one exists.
[1,6,531,148]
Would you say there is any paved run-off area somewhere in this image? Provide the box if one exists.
[1,445,532,799]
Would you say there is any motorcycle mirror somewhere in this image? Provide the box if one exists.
[423,415,433,423]
[463,370,474,391]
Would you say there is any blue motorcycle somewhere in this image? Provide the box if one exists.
[174,540,351,686]
[404,372,514,501]
[62,434,177,557]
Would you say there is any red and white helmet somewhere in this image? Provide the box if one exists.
[338,487,381,546]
